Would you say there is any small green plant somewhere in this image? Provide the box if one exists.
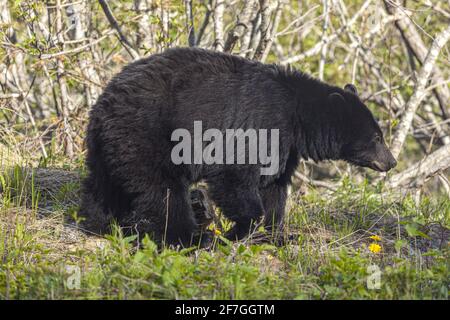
[0,175,448,299]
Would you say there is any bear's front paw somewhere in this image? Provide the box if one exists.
[225,222,259,241]
[192,230,215,249]
[190,187,215,229]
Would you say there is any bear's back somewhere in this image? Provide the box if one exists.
[111,47,263,90]
[92,48,269,113]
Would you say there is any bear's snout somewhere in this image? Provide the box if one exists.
[371,159,396,172]
[371,146,397,172]
[387,157,397,171]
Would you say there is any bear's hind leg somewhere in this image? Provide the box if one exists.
[123,183,210,247]
[79,171,130,234]
[79,176,114,234]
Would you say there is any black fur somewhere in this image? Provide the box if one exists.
[80,47,396,246]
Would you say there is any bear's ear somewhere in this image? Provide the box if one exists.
[328,92,346,106]
[344,84,358,96]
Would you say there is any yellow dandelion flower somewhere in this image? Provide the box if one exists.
[213,229,222,236]
[369,243,382,254]
[370,235,381,241]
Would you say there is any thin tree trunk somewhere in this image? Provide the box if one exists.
[134,0,154,51]
[259,0,283,62]
[161,0,170,50]
[54,0,75,158]
[66,1,101,108]
[253,0,273,61]
[185,0,196,46]
[318,0,330,80]
[213,0,225,51]
[224,0,256,52]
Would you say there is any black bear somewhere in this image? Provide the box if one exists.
[80,47,397,247]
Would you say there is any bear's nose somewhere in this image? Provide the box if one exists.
[389,158,397,169]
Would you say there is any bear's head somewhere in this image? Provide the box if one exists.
[329,84,397,172]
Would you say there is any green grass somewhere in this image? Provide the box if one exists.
[0,166,448,300]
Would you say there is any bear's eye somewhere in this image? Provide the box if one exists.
[373,135,382,143]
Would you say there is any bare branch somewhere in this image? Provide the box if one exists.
[390,25,450,159]
[196,0,213,46]
[280,0,372,65]
[98,0,140,60]
[40,30,115,59]
[387,143,450,188]
[294,170,338,191]
[0,93,21,99]
[384,0,450,118]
